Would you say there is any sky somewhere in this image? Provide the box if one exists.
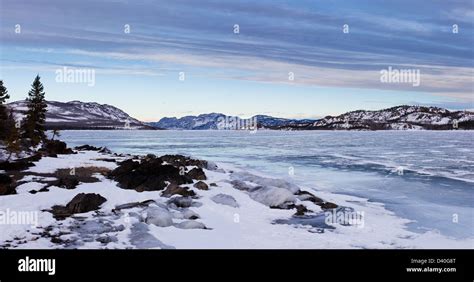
[0,0,473,121]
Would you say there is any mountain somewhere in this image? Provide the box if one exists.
[282,105,473,130]
[147,113,315,130]
[7,100,155,130]
[148,106,474,131]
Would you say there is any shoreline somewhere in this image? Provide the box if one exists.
[0,141,472,249]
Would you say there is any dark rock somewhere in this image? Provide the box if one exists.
[144,154,157,161]
[98,147,111,154]
[295,190,324,203]
[162,183,196,197]
[56,176,80,189]
[50,205,72,220]
[193,181,209,190]
[109,159,140,177]
[295,190,338,210]
[113,200,156,211]
[294,204,309,216]
[40,140,74,156]
[187,167,206,180]
[28,187,49,194]
[0,160,34,171]
[75,144,102,151]
[159,155,208,169]
[110,158,192,192]
[320,202,338,210]
[65,193,107,214]
[0,174,15,195]
[94,158,116,163]
[210,183,218,187]
[38,187,49,193]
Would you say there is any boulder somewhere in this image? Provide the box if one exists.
[211,194,239,208]
[187,167,207,180]
[250,187,295,209]
[182,209,200,220]
[230,180,252,191]
[175,220,206,229]
[65,193,107,214]
[167,196,193,208]
[41,140,74,156]
[109,158,192,192]
[50,205,72,220]
[162,183,196,197]
[295,190,337,210]
[193,181,209,190]
[145,206,174,227]
[295,190,323,203]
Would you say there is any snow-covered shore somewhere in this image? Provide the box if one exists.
[0,147,472,249]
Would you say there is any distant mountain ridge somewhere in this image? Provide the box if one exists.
[147,113,316,130]
[148,106,474,130]
[7,101,473,130]
[294,105,474,130]
[7,100,154,130]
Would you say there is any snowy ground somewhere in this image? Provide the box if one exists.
[0,150,472,249]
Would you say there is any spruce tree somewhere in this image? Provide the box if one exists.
[22,75,47,146]
[5,110,21,161]
[0,80,10,140]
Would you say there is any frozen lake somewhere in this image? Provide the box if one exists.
[60,130,474,241]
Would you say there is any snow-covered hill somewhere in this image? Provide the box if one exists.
[288,106,473,130]
[147,113,315,130]
[7,100,153,130]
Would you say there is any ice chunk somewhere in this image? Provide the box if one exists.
[250,187,295,208]
[145,206,173,227]
[211,194,239,208]
[175,220,206,229]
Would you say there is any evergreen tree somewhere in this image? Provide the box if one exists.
[51,129,61,140]
[5,110,20,161]
[0,80,10,140]
[22,75,47,146]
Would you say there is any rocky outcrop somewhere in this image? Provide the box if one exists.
[50,193,107,219]
[109,157,194,192]
[193,181,209,190]
[161,183,196,198]
[187,168,206,180]
[40,140,74,156]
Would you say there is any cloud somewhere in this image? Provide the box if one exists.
[1,0,473,101]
